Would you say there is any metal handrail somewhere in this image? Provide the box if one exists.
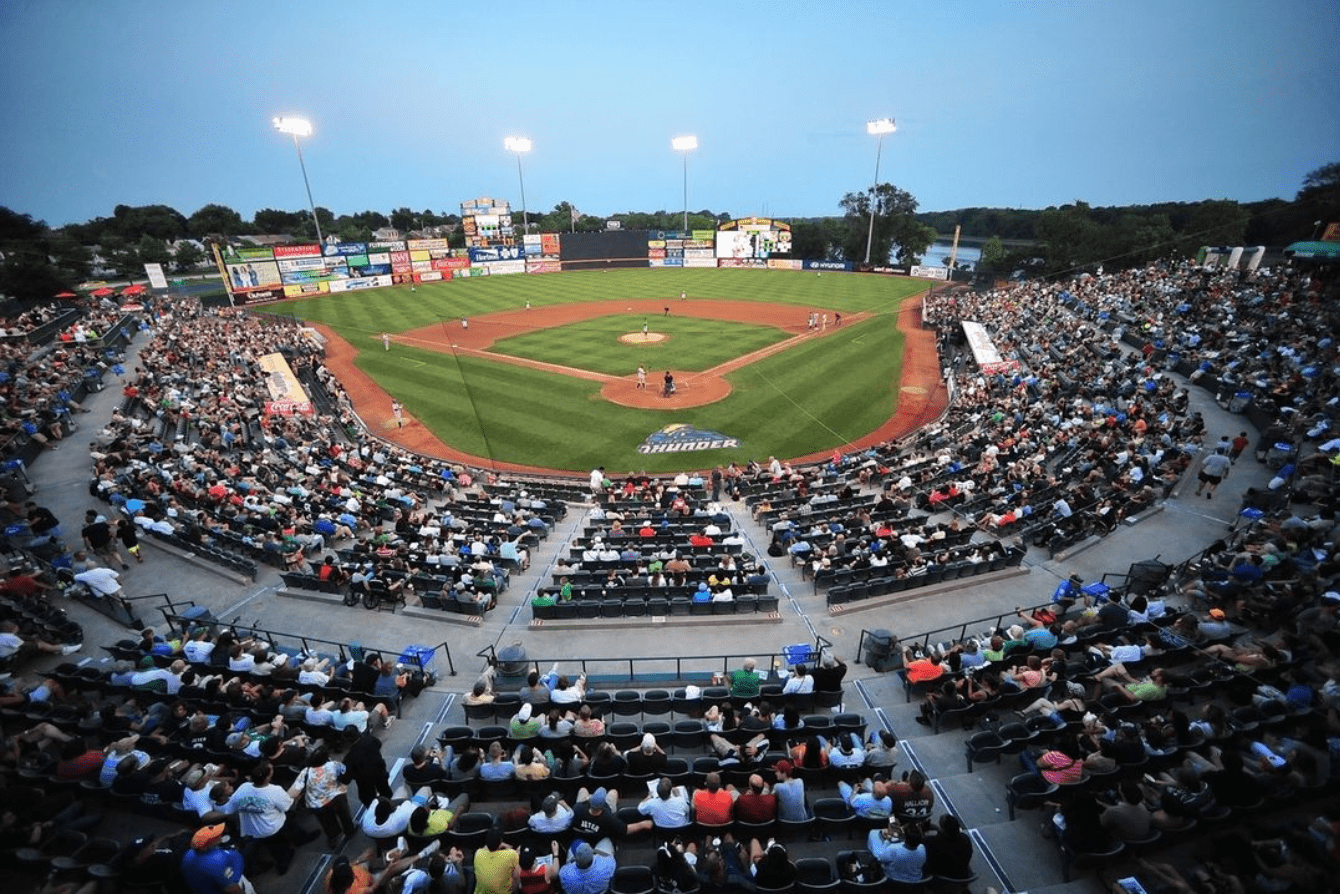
[152,597,456,676]
[473,634,834,687]
[854,600,1060,667]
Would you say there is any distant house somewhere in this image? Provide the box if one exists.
[371,227,402,242]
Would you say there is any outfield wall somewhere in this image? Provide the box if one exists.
[216,229,922,305]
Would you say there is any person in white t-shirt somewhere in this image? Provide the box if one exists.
[222,761,313,874]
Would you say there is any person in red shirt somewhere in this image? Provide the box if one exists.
[902,648,944,684]
[56,737,105,780]
[691,772,736,826]
[1229,431,1250,463]
[732,774,778,824]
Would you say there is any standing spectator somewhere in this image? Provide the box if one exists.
[117,519,144,564]
[288,746,356,850]
[340,727,392,809]
[1194,450,1231,499]
[82,510,128,570]
[222,761,316,876]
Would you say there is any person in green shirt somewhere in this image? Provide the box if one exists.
[729,657,761,698]
[559,578,574,602]
[532,592,556,608]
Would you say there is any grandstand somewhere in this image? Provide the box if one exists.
[1,258,1337,894]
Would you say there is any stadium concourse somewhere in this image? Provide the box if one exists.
[4,266,1335,894]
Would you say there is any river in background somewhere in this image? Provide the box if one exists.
[922,240,980,270]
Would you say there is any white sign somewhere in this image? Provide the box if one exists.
[144,263,168,290]
[909,265,949,280]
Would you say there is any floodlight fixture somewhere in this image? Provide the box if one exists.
[864,118,896,264]
[505,137,533,234]
[272,115,323,246]
[672,135,699,232]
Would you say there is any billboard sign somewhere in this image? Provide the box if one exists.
[144,263,168,290]
[468,245,524,262]
[909,265,949,280]
[272,243,322,259]
[803,260,852,272]
[324,242,367,256]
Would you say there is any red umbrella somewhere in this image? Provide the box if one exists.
[121,284,146,296]
[90,288,115,297]
[54,291,78,298]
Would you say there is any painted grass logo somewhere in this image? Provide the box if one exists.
[638,423,740,454]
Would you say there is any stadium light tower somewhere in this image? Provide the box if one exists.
[672,135,698,234]
[504,136,532,236]
[272,116,324,247]
[863,117,896,265]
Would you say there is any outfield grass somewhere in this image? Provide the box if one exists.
[490,314,789,376]
[265,268,927,472]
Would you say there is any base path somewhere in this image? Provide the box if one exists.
[312,294,947,475]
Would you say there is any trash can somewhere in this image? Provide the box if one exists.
[398,645,437,676]
[863,629,895,671]
[495,640,530,681]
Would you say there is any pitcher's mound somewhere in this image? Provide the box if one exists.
[619,332,668,344]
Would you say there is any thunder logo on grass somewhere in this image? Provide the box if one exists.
[637,424,740,454]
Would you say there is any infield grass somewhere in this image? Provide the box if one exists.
[265,268,927,471]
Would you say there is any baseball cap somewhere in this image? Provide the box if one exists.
[1321,591,1340,604]
[574,842,594,868]
[1208,609,1226,619]
[518,703,533,722]
[589,787,608,810]
[191,824,227,849]
[225,732,248,749]
[138,656,155,669]
[774,759,793,776]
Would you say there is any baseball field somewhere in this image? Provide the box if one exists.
[262,267,944,475]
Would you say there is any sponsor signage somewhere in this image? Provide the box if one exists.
[541,234,561,256]
[454,266,489,278]
[870,265,911,275]
[226,260,282,291]
[328,275,393,293]
[803,260,852,271]
[324,242,367,256]
[351,263,392,276]
[277,256,327,272]
[692,229,716,242]
[416,271,445,283]
[469,245,524,262]
[411,260,434,272]
[718,258,767,268]
[909,264,949,280]
[481,260,526,275]
[661,257,684,267]
[683,257,717,268]
[637,423,740,454]
[282,282,330,297]
[368,252,391,265]
[390,251,411,270]
[369,240,406,252]
[259,352,314,416]
[240,287,284,303]
[144,262,168,290]
[222,246,277,262]
[648,249,666,259]
[409,250,431,262]
[684,248,715,259]
[767,259,804,271]
[526,260,561,273]
[647,239,666,249]
[273,243,323,258]
[407,238,451,251]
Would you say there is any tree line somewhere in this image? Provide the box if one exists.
[0,161,1334,303]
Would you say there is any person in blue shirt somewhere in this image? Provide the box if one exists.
[559,840,616,894]
[180,824,252,894]
[867,820,927,884]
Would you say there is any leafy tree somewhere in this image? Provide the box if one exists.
[1179,199,1249,255]
[172,241,205,272]
[187,203,249,238]
[1036,201,1103,274]
[109,204,188,241]
[253,208,308,234]
[137,234,172,268]
[389,207,417,232]
[98,235,142,278]
[337,223,373,243]
[838,183,933,264]
[1111,213,1176,267]
[1297,161,1340,205]
[48,231,92,280]
[0,208,80,302]
[978,235,1007,272]
[789,219,844,260]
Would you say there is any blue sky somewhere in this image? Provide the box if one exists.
[1,0,1336,227]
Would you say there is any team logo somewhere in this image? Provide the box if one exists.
[637,423,740,454]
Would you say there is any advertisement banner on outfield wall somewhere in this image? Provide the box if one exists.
[416,271,445,283]
[683,257,717,268]
[469,246,525,263]
[436,257,471,270]
[692,230,716,242]
[282,282,330,298]
[767,259,804,271]
[324,242,367,257]
[803,260,852,272]
[277,256,326,272]
[273,244,322,259]
[648,249,666,259]
[541,234,561,257]
[454,267,489,278]
[661,258,684,267]
[684,248,714,259]
[225,260,282,292]
[648,259,664,267]
[408,238,451,251]
[411,261,433,273]
[221,246,276,262]
[328,275,393,293]
[909,265,949,280]
[718,258,767,268]
[526,260,562,274]
[523,235,542,256]
[871,265,911,276]
[350,263,392,277]
[390,251,411,271]
[481,260,526,275]
[369,240,406,252]
[647,240,666,249]
[239,288,284,303]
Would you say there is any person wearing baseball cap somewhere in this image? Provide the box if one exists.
[180,823,253,894]
[772,759,810,822]
[559,839,617,894]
